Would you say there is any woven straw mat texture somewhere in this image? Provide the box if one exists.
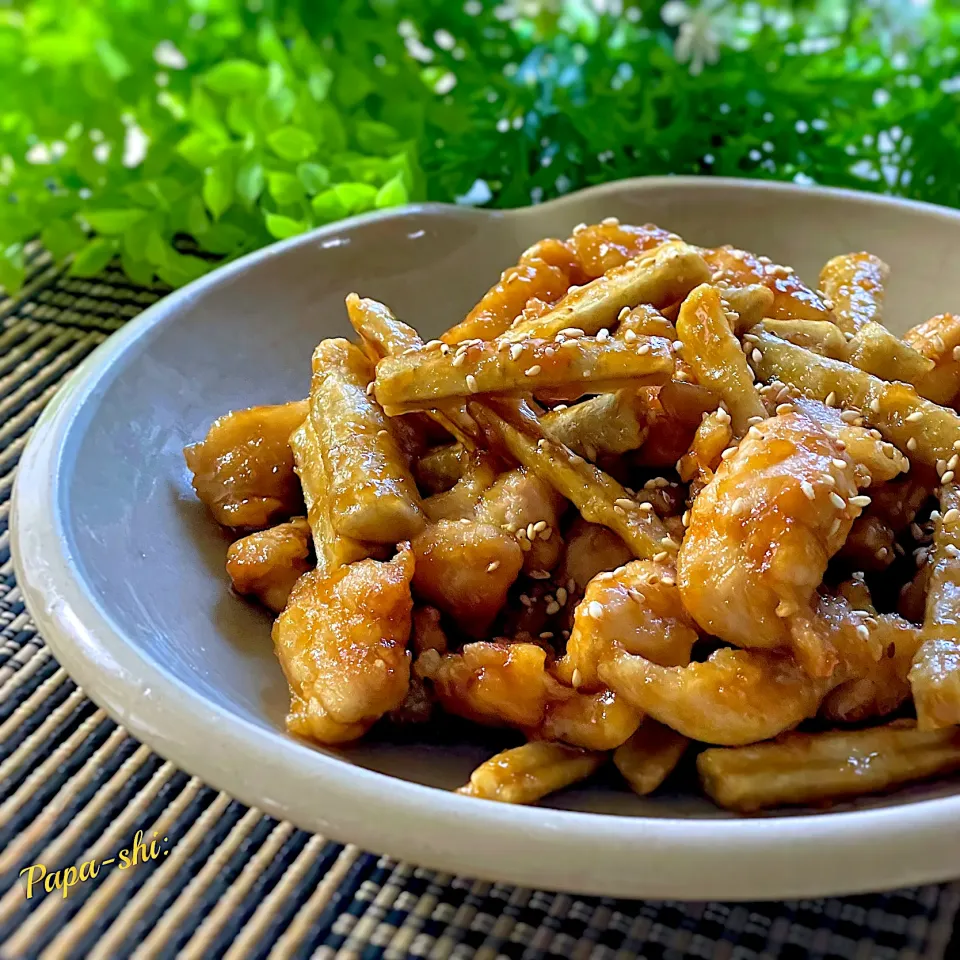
[2,246,960,960]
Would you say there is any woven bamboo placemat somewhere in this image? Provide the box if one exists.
[2,252,960,959]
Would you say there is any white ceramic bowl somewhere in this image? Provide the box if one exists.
[13,177,960,901]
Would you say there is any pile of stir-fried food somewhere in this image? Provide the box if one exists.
[185,219,960,813]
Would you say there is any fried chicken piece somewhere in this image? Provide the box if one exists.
[226,518,312,612]
[184,400,307,529]
[273,546,414,742]
[678,411,865,676]
[411,519,524,637]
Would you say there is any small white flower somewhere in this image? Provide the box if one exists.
[661,0,733,75]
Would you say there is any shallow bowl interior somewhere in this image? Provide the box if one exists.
[15,177,960,899]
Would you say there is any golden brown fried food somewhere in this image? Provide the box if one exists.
[473,400,679,562]
[705,245,830,321]
[677,410,733,488]
[819,252,888,335]
[698,721,960,812]
[837,513,896,571]
[425,641,565,728]
[475,468,566,575]
[846,322,934,385]
[678,411,863,676]
[910,484,960,729]
[375,335,674,415]
[613,720,689,796]
[502,241,711,343]
[748,331,960,468]
[422,452,499,522]
[458,741,606,804]
[759,319,849,360]
[290,420,383,576]
[540,391,652,461]
[539,687,642,750]
[558,518,635,596]
[226,518,313,613]
[273,547,414,743]
[441,240,577,345]
[603,647,831,746]
[184,400,308,530]
[562,560,697,689]
[676,283,766,436]
[905,313,960,405]
[411,519,524,637]
[311,338,424,542]
[567,220,677,278]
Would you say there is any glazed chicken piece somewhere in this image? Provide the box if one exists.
[423,641,566,729]
[904,313,960,405]
[226,518,312,613]
[441,238,580,344]
[560,559,698,689]
[816,592,922,724]
[184,400,308,529]
[678,410,867,677]
[475,468,566,575]
[567,220,677,279]
[557,517,635,595]
[273,546,414,744]
[602,647,831,746]
[538,687,641,751]
[704,245,831,322]
[411,519,524,637]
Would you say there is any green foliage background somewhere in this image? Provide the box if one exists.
[1,0,958,292]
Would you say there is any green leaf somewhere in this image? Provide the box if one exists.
[297,162,330,195]
[257,88,296,129]
[41,219,87,260]
[145,230,172,268]
[257,22,290,68]
[266,126,317,162]
[265,214,309,240]
[177,132,226,169]
[189,87,225,135]
[355,120,401,156]
[0,244,25,294]
[70,237,118,277]
[375,173,409,209]
[186,196,211,236]
[311,188,348,223]
[308,65,333,102]
[203,161,234,220]
[267,171,305,206]
[236,159,265,206]
[202,222,246,255]
[333,182,378,215]
[85,209,146,235]
[157,252,211,287]
[94,38,130,82]
[204,60,264,96]
[227,98,256,135]
[120,250,154,287]
[334,61,375,109]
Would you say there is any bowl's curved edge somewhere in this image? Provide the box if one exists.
[12,178,960,901]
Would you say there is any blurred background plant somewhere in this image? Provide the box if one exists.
[0,0,957,292]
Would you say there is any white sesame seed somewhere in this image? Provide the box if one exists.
[486,561,500,572]
[623,329,638,343]
[572,668,583,688]
[588,600,603,618]
[954,345,960,361]
[938,460,948,475]
[902,410,924,424]
[751,349,762,364]
[601,215,620,226]
[509,343,524,361]
[572,221,587,234]
[907,438,918,452]
[944,509,960,525]
[732,497,749,516]
[526,522,537,540]
[944,471,956,484]
[870,398,881,413]
[850,495,871,508]
[829,517,842,537]
[661,537,679,549]
[614,497,634,509]
[653,551,669,562]
[830,492,846,509]
[825,392,837,407]
[638,502,654,512]
[545,601,561,615]
[720,446,737,460]
[597,328,611,342]
[855,624,870,641]
[366,381,375,396]
[451,353,466,368]
[524,365,542,377]
[618,307,630,322]
[776,403,795,415]
[801,481,816,500]
[530,569,551,580]
[465,374,479,392]
[682,510,690,526]
[556,587,568,606]
[672,340,684,352]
